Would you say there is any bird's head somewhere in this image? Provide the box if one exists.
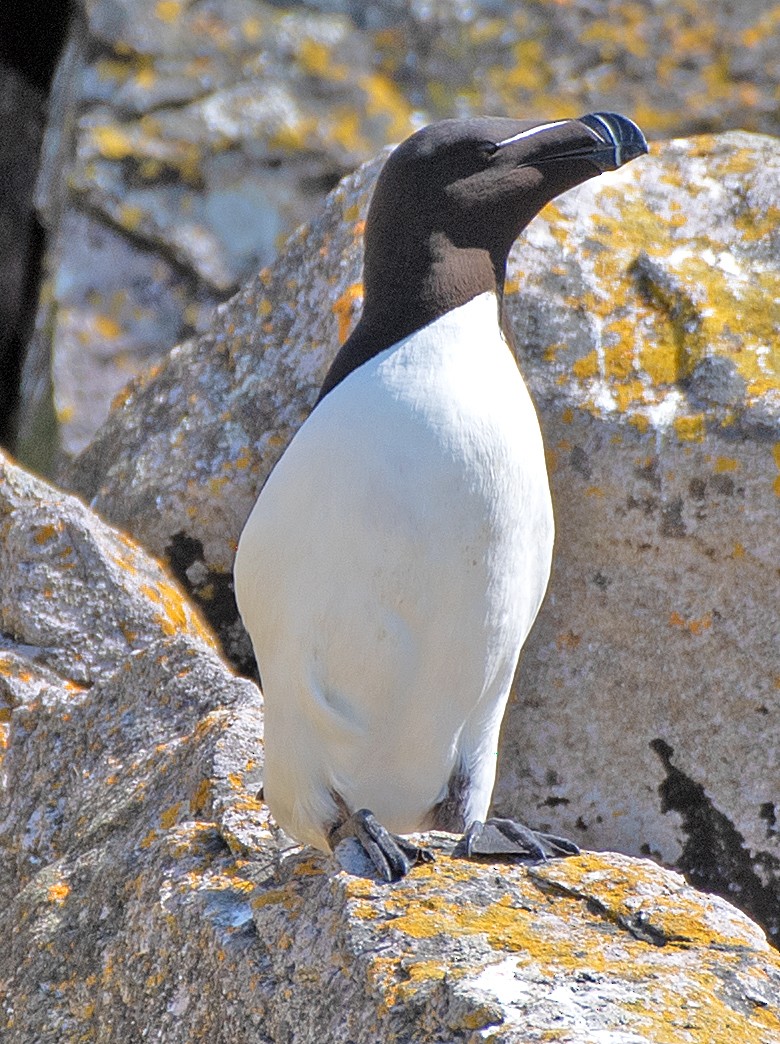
[362,113,647,310]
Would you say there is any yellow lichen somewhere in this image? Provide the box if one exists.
[361,72,414,140]
[118,203,144,230]
[155,0,182,23]
[160,802,182,830]
[714,457,739,473]
[242,16,262,42]
[55,404,75,423]
[332,282,363,344]
[673,414,706,442]
[134,65,156,90]
[270,116,319,153]
[91,125,135,161]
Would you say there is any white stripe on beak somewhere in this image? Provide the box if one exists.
[494,120,569,149]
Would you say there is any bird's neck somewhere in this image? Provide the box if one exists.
[361,235,506,344]
[317,238,511,402]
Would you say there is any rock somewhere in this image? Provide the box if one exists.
[66,129,780,945]
[0,447,267,881]
[20,0,412,461]
[66,148,380,669]
[2,445,779,1041]
[0,442,776,1040]
[488,131,780,946]
[18,0,780,462]
[0,447,270,1034]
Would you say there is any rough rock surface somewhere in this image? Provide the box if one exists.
[0,448,270,1036]
[2,446,780,1040]
[66,129,780,945]
[19,0,780,460]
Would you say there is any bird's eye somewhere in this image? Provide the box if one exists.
[478,141,499,160]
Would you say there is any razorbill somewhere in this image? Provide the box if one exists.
[235,112,648,881]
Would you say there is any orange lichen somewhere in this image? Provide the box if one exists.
[33,523,61,545]
[47,881,70,904]
[332,282,363,344]
[669,611,713,635]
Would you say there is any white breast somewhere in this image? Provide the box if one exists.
[234,291,554,850]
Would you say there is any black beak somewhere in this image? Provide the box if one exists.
[578,112,648,171]
[502,112,648,174]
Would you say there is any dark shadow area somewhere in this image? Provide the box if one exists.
[651,737,780,950]
[0,1,72,451]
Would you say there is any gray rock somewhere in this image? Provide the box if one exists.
[0,447,270,1034]
[66,129,780,945]
[18,0,780,461]
[67,149,379,667]
[488,133,780,945]
[20,0,400,459]
[2,439,780,1042]
[686,355,748,410]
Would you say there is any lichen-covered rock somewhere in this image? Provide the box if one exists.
[247,846,780,1044]
[2,451,779,1042]
[0,448,271,1036]
[19,0,780,459]
[488,131,780,945]
[21,0,412,460]
[66,149,381,670]
[65,130,780,945]
[0,449,266,885]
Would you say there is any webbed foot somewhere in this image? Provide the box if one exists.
[453,817,580,863]
[330,808,434,882]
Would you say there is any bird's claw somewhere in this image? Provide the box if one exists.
[453,817,580,863]
[331,808,434,882]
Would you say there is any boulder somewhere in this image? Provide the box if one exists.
[66,129,780,945]
[18,0,780,461]
[1,452,779,1039]
[19,0,412,461]
[66,148,381,669]
[491,131,780,946]
[0,448,269,1035]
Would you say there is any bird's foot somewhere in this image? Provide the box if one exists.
[330,808,434,882]
[453,817,580,863]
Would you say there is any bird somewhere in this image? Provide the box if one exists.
[234,112,648,882]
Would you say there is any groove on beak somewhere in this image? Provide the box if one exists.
[579,112,649,171]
